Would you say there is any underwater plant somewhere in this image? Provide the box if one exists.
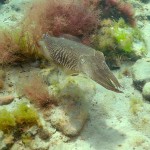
[22,76,57,108]
[26,0,100,38]
[12,28,42,60]
[13,102,40,126]
[102,0,136,26]
[0,109,16,133]
[0,26,45,66]
[0,102,40,133]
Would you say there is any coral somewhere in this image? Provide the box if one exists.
[0,109,16,133]
[102,0,136,26]
[22,76,57,108]
[26,0,100,38]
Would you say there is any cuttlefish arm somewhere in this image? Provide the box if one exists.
[39,34,122,93]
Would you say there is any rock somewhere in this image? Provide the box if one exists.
[38,128,51,140]
[11,141,30,150]
[132,40,147,60]
[142,82,150,100]
[40,66,96,100]
[40,66,95,136]
[49,99,88,137]
[0,95,14,105]
[30,135,50,150]
[131,58,150,91]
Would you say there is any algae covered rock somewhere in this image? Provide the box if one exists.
[40,66,96,100]
[13,102,40,126]
[40,66,96,136]
[49,100,88,136]
[0,108,16,133]
[92,19,147,68]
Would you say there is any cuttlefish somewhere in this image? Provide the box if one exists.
[39,34,122,93]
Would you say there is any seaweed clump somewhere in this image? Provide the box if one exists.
[26,0,100,38]
[21,76,58,108]
[0,102,40,133]
[13,102,39,127]
[0,27,44,66]
[92,18,147,68]
[0,29,20,65]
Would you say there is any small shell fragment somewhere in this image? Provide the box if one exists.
[0,95,14,105]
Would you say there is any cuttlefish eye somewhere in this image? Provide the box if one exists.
[42,33,49,39]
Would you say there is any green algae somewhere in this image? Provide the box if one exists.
[92,18,147,59]
[0,109,16,133]
[0,102,40,133]
[13,102,40,126]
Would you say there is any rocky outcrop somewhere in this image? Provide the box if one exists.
[40,67,95,137]
[131,58,150,91]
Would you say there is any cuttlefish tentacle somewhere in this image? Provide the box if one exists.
[39,34,122,93]
[79,51,121,93]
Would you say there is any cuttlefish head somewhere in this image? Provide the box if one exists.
[38,34,52,60]
[79,51,123,93]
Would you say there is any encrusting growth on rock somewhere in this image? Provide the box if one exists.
[39,34,122,93]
